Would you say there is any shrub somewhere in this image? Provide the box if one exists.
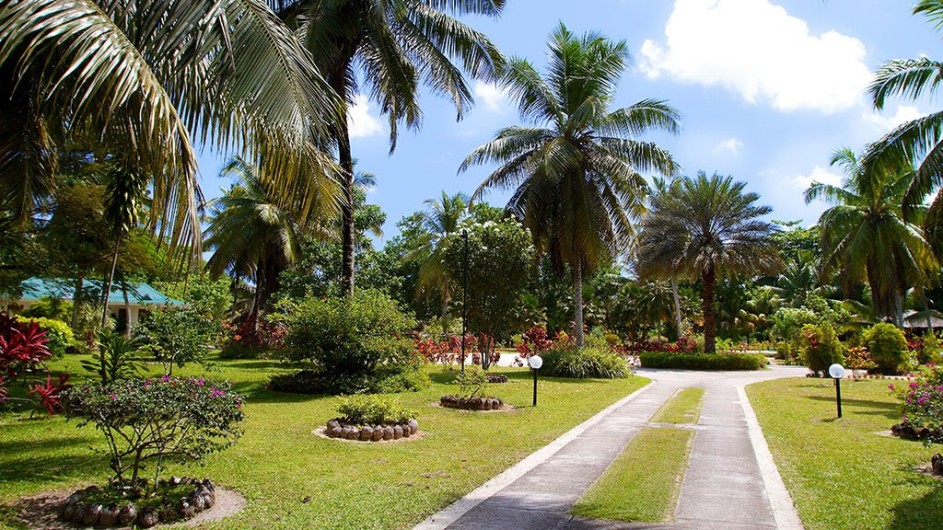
[912,332,941,365]
[81,329,144,384]
[639,351,767,371]
[337,395,416,425]
[454,366,488,399]
[890,365,943,444]
[1,312,54,407]
[798,323,844,375]
[15,315,74,357]
[268,364,429,395]
[845,346,876,375]
[540,347,629,379]
[138,307,217,375]
[62,376,244,487]
[863,323,909,375]
[219,315,285,359]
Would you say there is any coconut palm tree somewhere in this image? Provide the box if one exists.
[273,0,505,296]
[408,191,468,329]
[865,0,943,257]
[460,24,679,346]
[636,172,782,353]
[204,157,325,319]
[0,0,341,251]
[805,148,936,326]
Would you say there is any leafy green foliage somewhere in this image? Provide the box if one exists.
[138,307,217,376]
[62,376,244,487]
[81,330,144,384]
[454,366,489,399]
[639,352,767,371]
[540,347,629,379]
[337,395,416,426]
[863,323,910,374]
[798,323,845,375]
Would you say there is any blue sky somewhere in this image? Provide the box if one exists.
[197,0,943,242]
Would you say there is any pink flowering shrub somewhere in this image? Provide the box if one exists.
[890,365,943,444]
[63,376,244,487]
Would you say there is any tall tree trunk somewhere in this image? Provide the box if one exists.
[572,262,584,347]
[702,266,717,353]
[671,278,683,336]
[331,73,356,297]
[122,279,131,337]
[101,239,121,327]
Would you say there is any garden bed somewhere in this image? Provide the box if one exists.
[439,395,505,411]
[321,418,419,442]
[639,351,767,371]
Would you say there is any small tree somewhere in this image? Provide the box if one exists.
[139,307,216,376]
[63,377,244,488]
[441,219,532,369]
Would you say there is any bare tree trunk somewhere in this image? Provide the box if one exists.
[331,72,356,297]
[702,267,717,353]
[72,274,84,329]
[671,278,683,336]
[572,262,584,347]
[101,239,121,327]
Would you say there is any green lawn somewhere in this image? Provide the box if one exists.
[650,388,705,425]
[571,427,693,523]
[0,354,648,530]
[748,378,943,530]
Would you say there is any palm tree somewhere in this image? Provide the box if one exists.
[274,0,505,296]
[461,24,679,346]
[100,166,147,326]
[0,0,341,251]
[865,0,943,257]
[805,148,935,326]
[408,191,468,329]
[636,172,782,353]
[204,157,322,320]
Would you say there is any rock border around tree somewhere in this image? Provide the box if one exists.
[57,478,225,529]
[321,418,419,442]
[439,395,504,411]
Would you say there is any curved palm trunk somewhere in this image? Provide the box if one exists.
[572,262,584,347]
[671,278,683,336]
[702,266,717,353]
[330,73,356,297]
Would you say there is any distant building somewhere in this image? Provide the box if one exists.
[1,277,183,329]
[903,310,943,332]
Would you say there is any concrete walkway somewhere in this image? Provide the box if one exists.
[415,365,806,530]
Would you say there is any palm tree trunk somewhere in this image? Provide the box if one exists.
[572,262,584,347]
[331,74,356,297]
[72,274,84,329]
[671,278,683,336]
[702,267,717,353]
[101,239,121,327]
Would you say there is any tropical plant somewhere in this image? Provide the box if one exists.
[797,323,845,376]
[205,157,322,319]
[637,172,782,353]
[866,0,943,258]
[407,191,468,329]
[276,0,505,295]
[0,0,341,250]
[461,24,679,346]
[138,307,217,376]
[0,312,53,406]
[99,165,148,326]
[863,322,911,374]
[82,329,144,384]
[805,148,935,325]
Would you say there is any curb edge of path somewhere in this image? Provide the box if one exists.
[413,379,656,530]
[736,384,804,530]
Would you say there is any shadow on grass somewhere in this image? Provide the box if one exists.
[889,474,943,530]
[805,395,900,420]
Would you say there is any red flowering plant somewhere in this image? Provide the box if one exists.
[889,364,943,444]
[516,327,554,358]
[62,376,245,489]
[0,312,68,412]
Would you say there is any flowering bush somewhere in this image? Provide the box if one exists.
[515,327,554,357]
[845,346,876,375]
[890,365,943,444]
[219,316,286,359]
[798,323,844,376]
[62,376,245,488]
[864,323,910,374]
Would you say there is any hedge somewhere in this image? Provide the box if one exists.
[638,351,767,371]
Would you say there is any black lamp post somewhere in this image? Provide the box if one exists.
[460,229,468,373]
[829,363,845,418]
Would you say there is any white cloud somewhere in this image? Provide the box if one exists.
[791,166,842,190]
[348,95,383,138]
[713,137,744,154]
[862,105,926,132]
[474,81,509,112]
[640,0,872,113]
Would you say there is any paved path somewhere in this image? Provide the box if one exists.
[415,365,807,530]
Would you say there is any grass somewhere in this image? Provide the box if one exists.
[571,427,693,522]
[0,353,648,530]
[650,388,705,425]
[748,378,943,530]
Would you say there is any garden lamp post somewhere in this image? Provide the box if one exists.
[829,363,845,418]
[460,229,468,373]
[528,355,543,406]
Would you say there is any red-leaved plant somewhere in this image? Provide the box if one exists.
[0,312,69,412]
